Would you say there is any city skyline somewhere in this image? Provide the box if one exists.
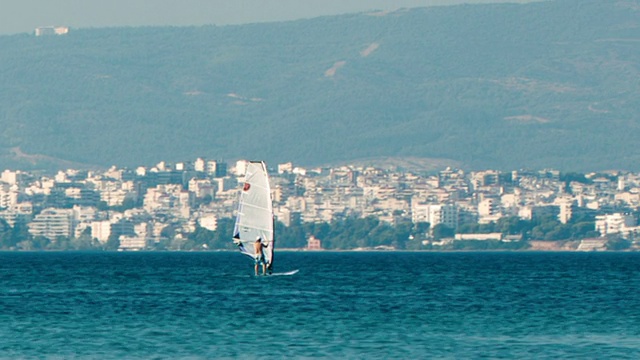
[0,155,638,252]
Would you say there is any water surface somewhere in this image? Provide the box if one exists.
[1,251,639,359]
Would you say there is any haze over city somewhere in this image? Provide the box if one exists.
[1,0,539,35]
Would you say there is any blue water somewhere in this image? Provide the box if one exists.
[1,251,639,359]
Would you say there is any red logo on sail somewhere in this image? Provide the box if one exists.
[243,183,251,191]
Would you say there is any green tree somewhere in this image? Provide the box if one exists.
[208,218,236,250]
[0,219,15,249]
[391,221,413,249]
[112,197,137,212]
[432,224,454,240]
[186,224,216,250]
[72,231,100,250]
[415,222,430,235]
[531,215,561,240]
[104,234,120,250]
[152,238,172,251]
[606,236,631,251]
[570,222,596,238]
[305,221,331,241]
[10,221,31,247]
[96,201,109,211]
[49,236,72,250]
[277,220,307,248]
[160,225,176,240]
[21,236,51,250]
[496,216,531,235]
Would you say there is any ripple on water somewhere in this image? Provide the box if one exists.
[1,251,639,358]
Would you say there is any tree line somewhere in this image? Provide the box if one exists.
[0,212,624,251]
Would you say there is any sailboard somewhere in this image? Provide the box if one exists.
[233,161,276,274]
[270,269,299,276]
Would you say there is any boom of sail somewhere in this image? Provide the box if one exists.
[232,161,275,269]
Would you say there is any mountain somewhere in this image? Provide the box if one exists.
[0,0,639,172]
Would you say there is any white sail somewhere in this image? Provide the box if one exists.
[233,161,275,268]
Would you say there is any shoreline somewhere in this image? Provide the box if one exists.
[1,248,638,253]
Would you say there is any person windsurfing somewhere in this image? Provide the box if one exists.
[254,237,268,276]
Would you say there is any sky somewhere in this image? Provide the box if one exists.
[1,0,539,35]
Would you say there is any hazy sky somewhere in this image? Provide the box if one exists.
[1,0,539,35]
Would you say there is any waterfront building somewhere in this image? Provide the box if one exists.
[91,220,112,243]
[455,233,502,241]
[595,213,636,236]
[28,208,74,239]
[118,235,147,250]
[412,203,459,229]
[577,238,607,251]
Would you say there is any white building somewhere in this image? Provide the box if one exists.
[188,179,215,198]
[144,184,183,212]
[198,214,218,231]
[234,160,249,176]
[455,233,502,241]
[101,189,134,206]
[212,178,237,193]
[595,213,636,236]
[478,198,499,217]
[118,235,147,251]
[577,238,607,251]
[35,26,69,36]
[278,162,294,174]
[0,183,19,208]
[0,202,33,227]
[194,158,206,172]
[1,170,20,185]
[28,208,74,239]
[412,203,459,229]
[72,205,97,223]
[557,199,574,224]
[91,220,112,243]
[205,160,220,175]
[177,191,193,219]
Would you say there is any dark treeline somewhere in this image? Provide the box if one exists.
[0,213,628,251]
[457,214,600,241]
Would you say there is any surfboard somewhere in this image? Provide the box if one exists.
[269,269,299,276]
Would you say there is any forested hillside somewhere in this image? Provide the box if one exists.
[0,0,639,171]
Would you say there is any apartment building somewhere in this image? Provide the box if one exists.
[28,208,74,239]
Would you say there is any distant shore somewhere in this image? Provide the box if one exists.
[2,243,639,253]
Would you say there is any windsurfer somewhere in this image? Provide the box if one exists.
[254,237,268,275]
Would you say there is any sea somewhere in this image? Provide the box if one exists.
[1,251,639,359]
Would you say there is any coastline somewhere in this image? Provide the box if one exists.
[2,241,639,253]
